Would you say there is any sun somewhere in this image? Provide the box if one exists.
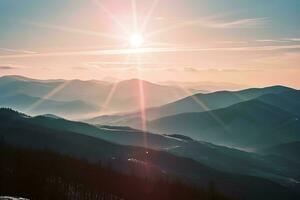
[129,33,144,48]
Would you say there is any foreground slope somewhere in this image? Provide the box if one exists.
[0,145,231,200]
[0,108,298,200]
[16,113,300,186]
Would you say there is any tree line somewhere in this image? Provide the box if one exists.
[0,141,232,200]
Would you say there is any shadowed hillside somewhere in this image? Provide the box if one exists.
[0,144,231,200]
[148,98,300,149]
[87,85,294,125]
[1,108,299,200]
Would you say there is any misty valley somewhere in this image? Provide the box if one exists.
[0,76,300,200]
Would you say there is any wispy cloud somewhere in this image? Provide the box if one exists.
[183,67,199,72]
[218,38,300,44]
[253,51,300,69]
[182,67,262,73]
[285,38,300,42]
[84,61,178,71]
[1,43,300,59]
[0,66,15,70]
[0,48,36,54]
[146,15,268,37]
[24,21,126,41]
[72,66,89,70]
[255,37,300,43]
[86,61,174,66]
[210,18,268,28]
[256,39,287,43]
[215,40,249,45]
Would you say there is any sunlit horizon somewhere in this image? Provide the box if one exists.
[0,0,300,88]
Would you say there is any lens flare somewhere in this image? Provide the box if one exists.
[130,33,144,48]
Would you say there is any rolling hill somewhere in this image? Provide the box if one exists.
[0,108,299,200]
[257,90,300,115]
[0,145,231,200]
[0,76,189,116]
[148,99,300,149]
[87,85,294,126]
[1,108,300,190]
[0,93,99,117]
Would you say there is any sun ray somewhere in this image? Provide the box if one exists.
[174,84,228,130]
[145,19,208,38]
[25,21,126,41]
[143,42,183,48]
[25,80,72,113]
[129,33,144,48]
[3,44,300,59]
[145,12,235,38]
[99,82,119,114]
[134,54,148,150]
[141,0,160,34]
[97,54,132,114]
[131,0,138,32]
[138,78,148,149]
[93,0,130,36]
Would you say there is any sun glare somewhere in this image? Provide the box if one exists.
[129,33,144,48]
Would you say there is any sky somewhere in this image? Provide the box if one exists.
[0,0,300,87]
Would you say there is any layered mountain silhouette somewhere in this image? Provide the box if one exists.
[146,85,293,119]
[257,90,300,115]
[0,108,299,200]
[87,87,300,151]
[87,85,295,126]
[149,98,300,149]
[0,76,188,117]
[0,93,98,116]
[159,80,247,92]
[1,75,300,199]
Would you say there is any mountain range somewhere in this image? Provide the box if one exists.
[1,75,300,199]
[148,94,300,149]
[0,108,299,200]
[0,76,190,117]
[86,85,300,151]
[88,86,295,122]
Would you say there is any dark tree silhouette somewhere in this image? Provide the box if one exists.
[0,144,232,200]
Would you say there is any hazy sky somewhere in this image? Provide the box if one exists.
[0,0,300,87]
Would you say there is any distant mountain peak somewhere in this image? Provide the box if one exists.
[0,75,35,82]
[38,114,64,120]
[118,78,154,85]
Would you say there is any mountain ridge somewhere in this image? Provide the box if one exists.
[148,98,300,149]
[0,75,189,116]
[0,108,299,200]
[87,85,295,126]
